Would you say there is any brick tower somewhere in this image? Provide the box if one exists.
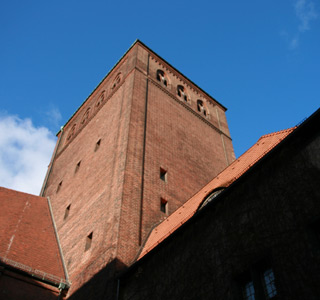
[40,40,235,298]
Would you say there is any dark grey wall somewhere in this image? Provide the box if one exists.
[119,111,320,300]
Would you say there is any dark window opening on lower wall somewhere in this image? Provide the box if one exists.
[237,261,277,300]
[85,232,93,251]
[160,198,168,215]
[64,204,71,220]
[160,167,167,182]
[95,139,101,151]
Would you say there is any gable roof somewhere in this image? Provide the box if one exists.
[0,187,68,286]
[138,127,295,259]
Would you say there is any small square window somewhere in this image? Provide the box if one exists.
[85,232,93,251]
[64,204,71,220]
[75,161,81,173]
[160,168,167,182]
[95,139,101,151]
[56,181,62,193]
[160,198,168,214]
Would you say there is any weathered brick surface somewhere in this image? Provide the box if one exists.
[42,41,235,297]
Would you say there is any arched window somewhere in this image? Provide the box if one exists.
[81,107,91,125]
[96,90,105,108]
[67,124,76,141]
[197,187,225,210]
[197,100,208,117]
[111,73,122,90]
[156,70,168,87]
[177,85,188,102]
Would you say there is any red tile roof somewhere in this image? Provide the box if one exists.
[0,187,67,285]
[138,128,295,259]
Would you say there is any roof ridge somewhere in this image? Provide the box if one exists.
[258,127,296,141]
[0,186,44,198]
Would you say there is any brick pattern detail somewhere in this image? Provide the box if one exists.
[42,41,235,296]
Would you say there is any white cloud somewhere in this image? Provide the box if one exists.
[289,0,318,49]
[0,114,56,195]
[295,0,318,32]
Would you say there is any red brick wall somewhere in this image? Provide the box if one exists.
[42,41,235,296]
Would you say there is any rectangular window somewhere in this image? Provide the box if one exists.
[160,167,167,182]
[64,204,71,220]
[237,262,277,300]
[56,181,62,193]
[75,161,81,173]
[95,139,101,151]
[85,232,93,251]
[263,269,277,299]
[242,281,255,300]
[160,198,168,214]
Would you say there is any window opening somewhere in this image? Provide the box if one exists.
[85,232,93,251]
[112,73,122,90]
[96,90,105,108]
[95,139,101,151]
[177,85,188,102]
[263,269,277,299]
[64,204,71,220]
[160,167,167,182]
[197,99,208,117]
[56,181,62,193]
[242,281,256,300]
[81,108,90,125]
[75,161,81,173]
[160,198,168,214]
[156,70,168,86]
[238,263,277,300]
[67,124,76,141]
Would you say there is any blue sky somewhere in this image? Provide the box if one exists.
[0,0,319,194]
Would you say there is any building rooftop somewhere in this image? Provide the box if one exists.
[0,187,68,286]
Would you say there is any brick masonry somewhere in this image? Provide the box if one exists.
[41,41,235,296]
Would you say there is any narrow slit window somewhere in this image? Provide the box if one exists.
[64,204,71,220]
[160,168,167,182]
[75,161,81,173]
[95,139,101,151]
[56,181,62,193]
[160,198,168,214]
[85,232,93,251]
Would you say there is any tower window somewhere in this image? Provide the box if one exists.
[156,70,168,87]
[85,232,93,251]
[111,73,122,90]
[64,204,71,220]
[96,90,105,108]
[197,100,208,117]
[95,139,101,151]
[81,107,91,125]
[67,124,76,141]
[160,167,167,182]
[177,85,188,102]
[56,181,62,193]
[75,161,81,173]
[160,198,168,214]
